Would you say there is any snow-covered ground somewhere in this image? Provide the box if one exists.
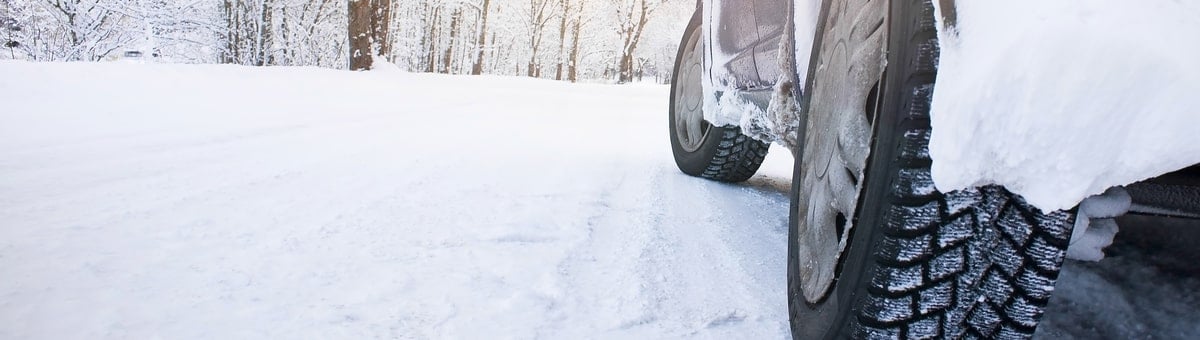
[1,62,1196,338]
[0,62,796,339]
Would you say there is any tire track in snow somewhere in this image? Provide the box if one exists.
[540,162,791,339]
[637,165,791,338]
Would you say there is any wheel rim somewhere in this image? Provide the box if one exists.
[674,27,710,153]
[794,0,887,304]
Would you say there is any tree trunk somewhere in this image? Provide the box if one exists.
[280,4,292,64]
[425,6,440,73]
[258,0,273,66]
[617,0,652,83]
[222,0,237,63]
[636,59,644,82]
[555,0,568,80]
[567,18,581,82]
[525,0,551,78]
[442,8,460,74]
[348,0,391,70]
[488,31,498,74]
[348,0,372,70]
[621,2,650,83]
[471,0,491,75]
[618,54,633,83]
[374,0,392,61]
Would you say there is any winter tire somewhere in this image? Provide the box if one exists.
[787,1,1077,339]
[669,13,770,183]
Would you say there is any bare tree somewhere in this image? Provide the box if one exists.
[614,0,664,83]
[37,0,134,61]
[222,0,277,66]
[560,0,590,82]
[523,0,555,77]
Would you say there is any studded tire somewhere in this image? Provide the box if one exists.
[787,1,1077,339]
[669,12,770,183]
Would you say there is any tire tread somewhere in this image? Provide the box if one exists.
[848,1,1073,339]
[699,127,771,182]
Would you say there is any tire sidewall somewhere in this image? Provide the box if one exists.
[669,10,737,177]
[789,0,917,338]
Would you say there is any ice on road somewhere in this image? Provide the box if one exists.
[0,62,795,339]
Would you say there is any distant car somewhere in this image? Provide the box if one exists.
[113,50,155,63]
[668,0,1200,338]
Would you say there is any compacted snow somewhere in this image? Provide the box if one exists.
[929,0,1200,211]
[1,62,1196,339]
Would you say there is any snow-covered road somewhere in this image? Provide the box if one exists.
[0,62,797,338]
[1,62,1197,339]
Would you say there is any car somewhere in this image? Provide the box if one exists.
[668,0,1200,338]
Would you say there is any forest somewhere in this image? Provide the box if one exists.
[0,0,689,83]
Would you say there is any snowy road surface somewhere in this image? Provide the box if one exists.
[1,62,1197,338]
[1,63,796,338]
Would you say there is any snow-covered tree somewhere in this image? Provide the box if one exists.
[1,0,131,61]
[612,0,672,83]
[0,0,690,83]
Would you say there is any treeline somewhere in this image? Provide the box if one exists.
[0,0,687,83]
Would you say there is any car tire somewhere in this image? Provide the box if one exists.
[669,12,770,183]
[787,1,1077,339]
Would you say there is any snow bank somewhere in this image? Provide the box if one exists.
[929,1,1200,211]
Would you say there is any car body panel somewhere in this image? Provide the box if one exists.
[701,0,793,92]
[703,0,762,90]
[751,0,789,83]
